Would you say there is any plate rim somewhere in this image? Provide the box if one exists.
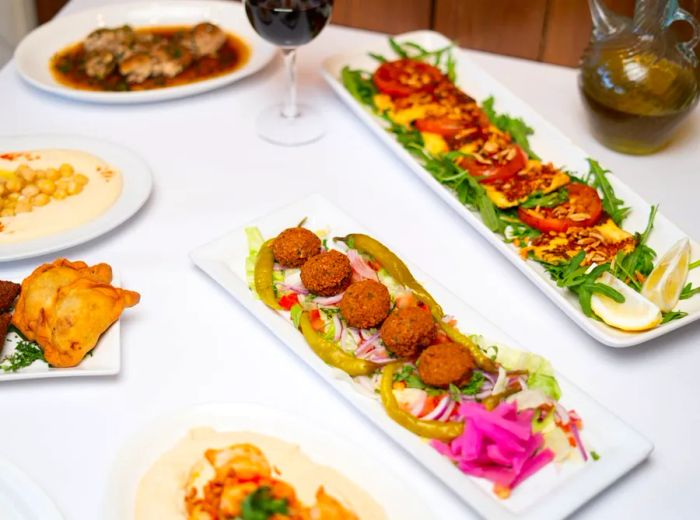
[0,133,153,262]
[189,192,653,520]
[319,29,700,348]
[0,455,64,520]
[13,0,277,105]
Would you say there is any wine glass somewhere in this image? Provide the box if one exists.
[244,0,334,146]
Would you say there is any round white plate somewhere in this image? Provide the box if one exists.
[104,402,434,520]
[14,1,277,104]
[0,456,63,520]
[0,135,152,262]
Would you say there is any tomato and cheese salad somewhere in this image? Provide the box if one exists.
[247,225,595,499]
[341,39,699,332]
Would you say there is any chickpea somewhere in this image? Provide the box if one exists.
[16,164,35,181]
[0,184,5,197]
[5,177,22,193]
[67,181,83,196]
[46,168,60,181]
[32,193,50,207]
[37,179,56,195]
[15,199,32,213]
[59,163,74,177]
[53,188,67,200]
[1,208,15,217]
[74,174,89,186]
[6,192,19,202]
[21,185,40,197]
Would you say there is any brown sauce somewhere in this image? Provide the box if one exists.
[50,26,250,92]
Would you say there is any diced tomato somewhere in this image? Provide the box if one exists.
[373,59,444,98]
[395,292,418,309]
[278,293,299,310]
[517,183,603,233]
[420,395,440,416]
[368,259,382,271]
[493,483,511,499]
[460,145,527,184]
[309,309,325,332]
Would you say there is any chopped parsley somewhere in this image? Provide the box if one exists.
[449,371,486,400]
[237,486,288,520]
[0,341,46,373]
[394,365,443,396]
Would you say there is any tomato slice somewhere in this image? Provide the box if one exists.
[517,183,603,233]
[460,145,527,184]
[373,59,444,98]
[278,293,299,310]
[415,117,466,137]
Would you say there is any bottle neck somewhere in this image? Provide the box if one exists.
[633,0,675,33]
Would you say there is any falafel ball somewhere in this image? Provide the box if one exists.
[380,306,436,359]
[339,279,391,329]
[0,313,10,344]
[0,280,20,312]
[417,342,474,388]
[300,250,353,296]
[272,227,322,268]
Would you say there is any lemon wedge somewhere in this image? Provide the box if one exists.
[591,272,662,331]
[641,238,690,312]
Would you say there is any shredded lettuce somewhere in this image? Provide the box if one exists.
[245,227,265,292]
[495,344,562,401]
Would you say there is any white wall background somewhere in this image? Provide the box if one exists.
[0,0,37,66]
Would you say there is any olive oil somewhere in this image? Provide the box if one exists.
[579,51,699,154]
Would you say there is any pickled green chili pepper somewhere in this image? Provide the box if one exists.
[254,239,282,310]
[439,322,499,373]
[299,312,379,377]
[380,362,464,441]
[335,233,443,320]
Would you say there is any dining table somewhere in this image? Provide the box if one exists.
[1,0,699,518]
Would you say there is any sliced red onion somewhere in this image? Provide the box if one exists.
[314,293,344,306]
[356,332,381,356]
[347,249,378,281]
[475,389,493,400]
[554,402,570,425]
[481,370,497,385]
[274,282,309,295]
[517,376,528,390]
[409,392,427,417]
[570,421,588,462]
[332,313,343,342]
[437,399,457,422]
[367,354,394,364]
[422,395,451,421]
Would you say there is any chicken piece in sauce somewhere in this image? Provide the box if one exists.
[118,53,153,84]
[83,25,135,56]
[84,50,117,79]
[150,41,193,78]
[186,23,226,57]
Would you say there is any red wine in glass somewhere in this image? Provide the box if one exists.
[244,0,334,146]
[245,0,333,47]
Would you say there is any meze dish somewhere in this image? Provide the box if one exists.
[51,22,249,92]
[248,224,597,499]
[332,35,700,340]
[136,429,382,519]
[0,149,122,245]
[0,258,139,373]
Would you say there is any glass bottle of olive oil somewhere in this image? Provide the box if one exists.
[580,0,700,154]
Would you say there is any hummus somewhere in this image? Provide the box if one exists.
[0,149,122,244]
[135,428,387,520]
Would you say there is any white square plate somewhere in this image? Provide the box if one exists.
[321,30,700,347]
[0,277,122,381]
[190,193,652,520]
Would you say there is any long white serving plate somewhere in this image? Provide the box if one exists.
[190,193,652,520]
[321,30,700,348]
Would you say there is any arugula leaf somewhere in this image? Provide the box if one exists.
[690,259,700,271]
[388,37,409,58]
[369,52,387,63]
[498,211,540,242]
[543,252,624,317]
[680,283,700,300]
[394,365,443,396]
[340,66,377,109]
[661,310,688,324]
[460,370,486,396]
[481,96,540,160]
[586,159,630,226]
[520,188,569,209]
[386,38,456,79]
[0,341,46,373]
[238,487,288,520]
[610,205,658,290]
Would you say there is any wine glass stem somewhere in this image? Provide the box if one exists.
[281,48,299,119]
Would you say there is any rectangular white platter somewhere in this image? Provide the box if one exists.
[321,30,700,348]
[0,277,122,381]
[190,193,652,520]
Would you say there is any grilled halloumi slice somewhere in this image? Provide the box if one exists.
[525,218,636,265]
[483,162,570,209]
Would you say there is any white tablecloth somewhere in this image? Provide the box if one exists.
[1,1,699,518]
